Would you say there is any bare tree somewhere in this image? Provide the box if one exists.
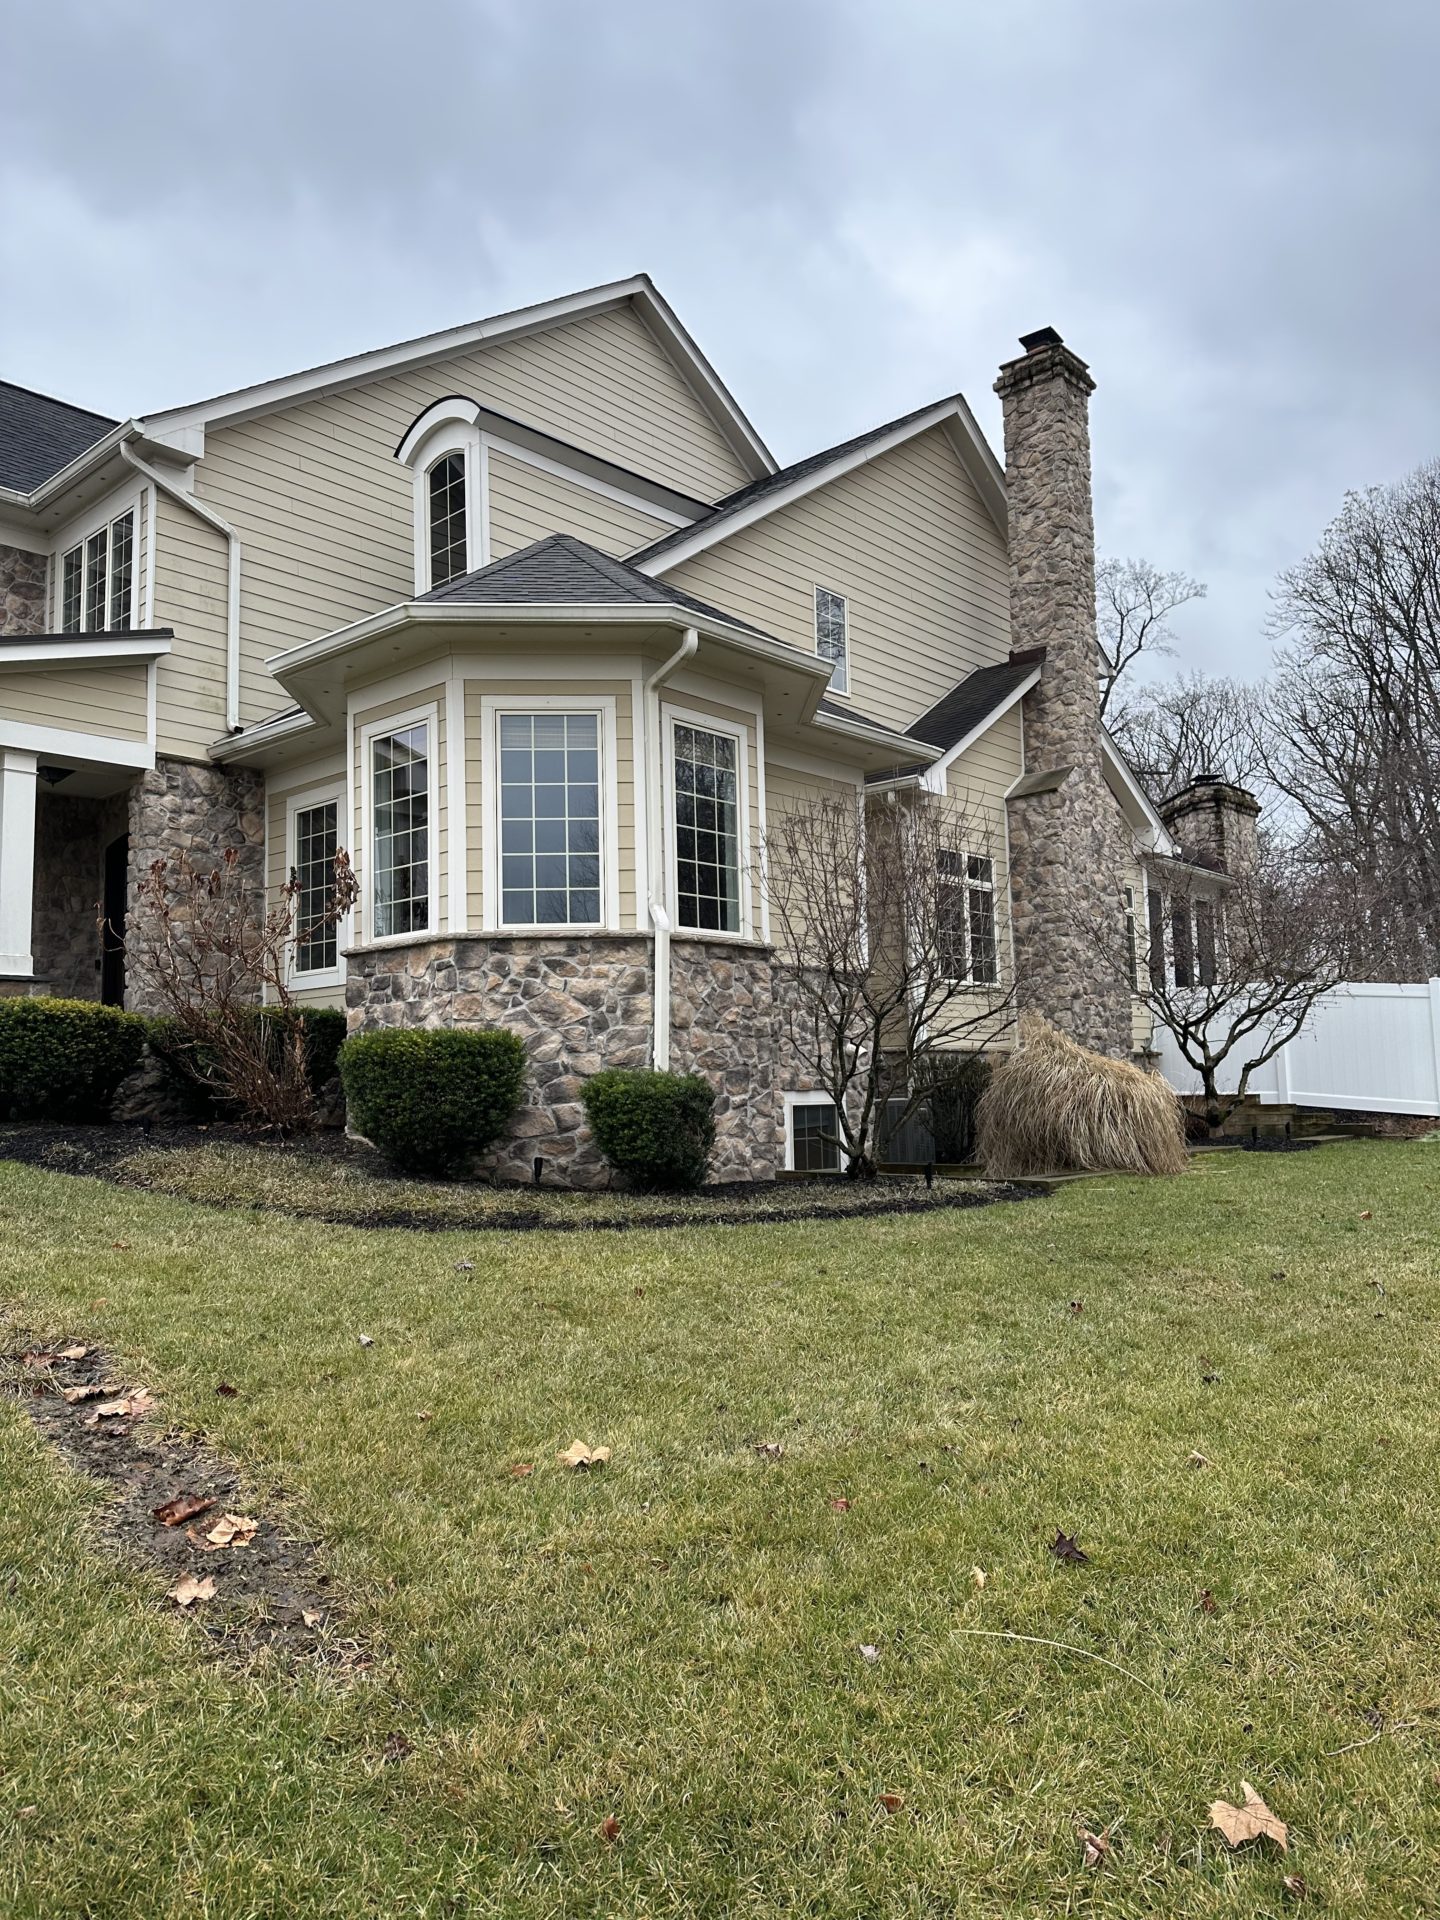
[124,845,358,1131]
[1091,840,1349,1134]
[766,788,1013,1177]
[1265,459,1440,977]
[1108,669,1268,801]
[1096,556,1207,718]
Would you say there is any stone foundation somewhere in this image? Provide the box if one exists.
[345,933,797,1185]
[0,544,47,637]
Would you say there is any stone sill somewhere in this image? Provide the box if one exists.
[344,929,774,959]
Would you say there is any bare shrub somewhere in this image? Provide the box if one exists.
[976,1015,1188,1178]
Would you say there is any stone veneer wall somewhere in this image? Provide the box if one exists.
[124,758,266,1015]
[345,934,810,1186]
[32,789,131,1000]
[0,543,47,637]
[994,336,1134,1058]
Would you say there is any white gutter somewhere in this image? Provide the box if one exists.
[642,626,698,1070]
[120,442,243,733]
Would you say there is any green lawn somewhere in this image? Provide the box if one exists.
[0,1142,1437,1917]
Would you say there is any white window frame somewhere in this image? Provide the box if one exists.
[783,1091,846,1173]
[403,416,486,594]
[284,782,349,989]
[938,847,999,986]
[814,584,849,697]
[663,702,752,942]
[358,702,441,946]
[480,692,621,933]
[53,489,142,634]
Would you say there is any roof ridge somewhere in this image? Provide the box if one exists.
[0,377,116,426]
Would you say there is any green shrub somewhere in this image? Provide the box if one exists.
[339,1027,526,1177]
[581,1068,716,1190]
[0,996,147,1122]
[150,1006,348,1121]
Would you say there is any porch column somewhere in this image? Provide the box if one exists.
[0,749,37,977]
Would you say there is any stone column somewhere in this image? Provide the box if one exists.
[0,749,38,978]
[0,544,48,637]
[995,328,1133,1057]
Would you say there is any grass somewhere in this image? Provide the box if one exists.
[0,1140,1437,1916]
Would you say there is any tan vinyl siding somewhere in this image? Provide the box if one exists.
[0,663,149,743]
[351,685,447,946]
[264,758,348,1009]
[487,450,675,560]
[661,687,762,937]
[150,489,229,758]
[763,759,862,962]
[464,678,637,929]
[664,426,1011,734]
[936,703,1024,1049]
[175,305,744,728]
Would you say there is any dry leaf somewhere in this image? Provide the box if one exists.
[971,1566,987,1590]
[358,1334,375,1348]
[558,1440,610,1470]
[301,1608,323,1628]
[1078,1824,1113,1868]
[598,1814,621,1842]
[382,1732,414,1762]
[205,1513,258,1548]
[1359,1209,1373,1221]
[22,1351,58,1370]
[1283,1873,1309,1900]
[876,1792,904,1813]
[506,1462,534,1479]
[60,1383,105,1404]
[1050,1529,1090,1565]
[110,1240,131,1250]
[830,1497,852,1512]
[454,1260,475,1273]
[126,1388,156,1417]
[215,1381,239,1398]
[1068,1299,1084,1315]
[1199,1588,1218,1615]
[153,1494,214,1528]
[1187,1451,1212,1469]
[754,1440,785,1460]
[858,1643,881,1664]
[59,1344,88,1361]
[168,1573,217,1608]
[1209,1781,1288,1852]
[94,1398,133,1418]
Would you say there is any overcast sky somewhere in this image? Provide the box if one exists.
[5,0,1437,679]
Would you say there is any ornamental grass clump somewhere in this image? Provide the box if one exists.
[976,1014,1188,1178]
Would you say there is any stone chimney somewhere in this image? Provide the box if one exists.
[1159,775,1260,878]
[995,327,1132,1057]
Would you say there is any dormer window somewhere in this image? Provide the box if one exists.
[427,453,467,589]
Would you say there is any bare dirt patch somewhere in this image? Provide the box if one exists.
[2,1333,359,1668]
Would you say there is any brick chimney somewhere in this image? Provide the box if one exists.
[1159,775,1260,877]
[995,327,1132,1057]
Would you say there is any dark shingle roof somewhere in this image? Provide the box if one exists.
[627,397,960,567]
[416,533,784,644]
[0,381,116,493]
[904,650,1044,752]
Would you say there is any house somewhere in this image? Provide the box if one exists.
[0,275,1241,1180]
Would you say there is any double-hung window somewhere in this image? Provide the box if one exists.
[673,720,742,934]
[1123,885,1139,989]
[939,849,998,984]
[59,508,135,633]
[370,721,432,938]
[498,711,603,927]
[815,586,848,695]
[289,797,343,980]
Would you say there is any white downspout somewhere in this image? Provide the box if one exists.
[120,442,243,733]
[644,626,698,1070]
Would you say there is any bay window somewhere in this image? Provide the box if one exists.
[289,796,342,980]
[498,711,602,927]
[370,721,432,938]
[59,507,135,633]
[672,720,742,934]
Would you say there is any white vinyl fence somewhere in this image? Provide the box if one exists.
[1154,980,1440,1117]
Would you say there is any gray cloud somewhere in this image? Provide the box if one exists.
[6,0,1437,676]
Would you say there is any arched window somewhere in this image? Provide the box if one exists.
[427,452,467,588]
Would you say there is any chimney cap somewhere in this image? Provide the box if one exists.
[1019,326,1065,352]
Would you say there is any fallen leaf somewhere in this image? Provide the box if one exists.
[1078,1824,1113,1868]
[599,1814,621,1843]
[1271,1269,1287,1281]
[830,1497,852,1512]
[858,1643,881,1664]
[60,1383,105,1404]
[357,1334,374,1348]
[21,1351,58,1370]
[1050,1529,1090,1565]
[506,1461,534,1478]
[152,1494,214,1528]
[301,1609,323,1628]
[110,1241,131,1250]
[971,1566,987,1590]
[168,1573,217,1608]
[1199,1588,1218,1615]
[94,1398,133,1418]
[416,1410,433,1422]
[876,1792,904,1813]
[126,1388,156,1417]
[382,1732,414,1762]
[1283,1873,1309,1900]
[215,1381,239,1398]
[59,1344,88,1361]
[454,1260,474,1273]
[205,1513,259,1548]
[1068,1299,1084,1315]
[558,1439,610,1470]
[1359,1210,1373,1221]
[754,1440,785,1460]
[1209,1781,1288,1852]
[1187,1450,1212,1469]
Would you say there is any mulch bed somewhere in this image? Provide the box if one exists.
[0,1122,1044,1233]
[2,1333,359,1668]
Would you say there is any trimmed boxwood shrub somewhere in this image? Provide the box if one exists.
[339,1027,526,1177]
[581,1068,716,1191]
[0,995,147,1122]
[149,1006,349,1121]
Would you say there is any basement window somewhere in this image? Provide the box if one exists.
[815,586,848,695]
[59,508,135,633]
[786,1095,841,1172]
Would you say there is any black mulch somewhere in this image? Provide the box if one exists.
[3,1335,361,1668]
[0,1122,1046,1233]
